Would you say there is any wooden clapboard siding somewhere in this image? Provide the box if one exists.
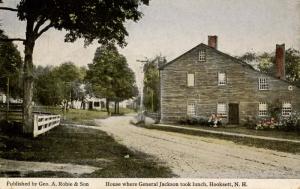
[160,44,300,124]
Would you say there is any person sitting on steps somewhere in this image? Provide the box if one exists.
[208,113,222,127]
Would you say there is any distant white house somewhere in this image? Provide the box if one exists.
[71,95,105,110]
[108,98,137,110]
[119,98,137,109]
[0,92,6,103]
[85,96,106,110]
[0,92,23,104]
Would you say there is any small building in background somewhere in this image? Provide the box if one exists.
[0,92,6,104]
[85,96,105,110]
[71,95,105,110]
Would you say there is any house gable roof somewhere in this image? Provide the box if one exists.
[159,43,299,88]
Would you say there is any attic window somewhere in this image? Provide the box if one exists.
[199,49,206,62]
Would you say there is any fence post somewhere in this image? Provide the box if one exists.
[33,114,38,137]
[6,77,9,120]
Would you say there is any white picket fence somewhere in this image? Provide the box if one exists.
[33,114,61,138]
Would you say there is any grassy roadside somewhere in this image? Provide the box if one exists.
[141,124,300,154]
[180,124,300,141]
[0,121,174,177]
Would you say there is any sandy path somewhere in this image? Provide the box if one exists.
[94,116,300,178]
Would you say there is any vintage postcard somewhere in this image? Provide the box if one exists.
[0,0,299,189]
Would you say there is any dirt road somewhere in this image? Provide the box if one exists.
[95,116,300,178]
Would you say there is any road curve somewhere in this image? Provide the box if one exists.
[94,116,300,178]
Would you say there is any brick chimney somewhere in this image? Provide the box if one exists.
[208,35,218,49]
[275,44,285,80]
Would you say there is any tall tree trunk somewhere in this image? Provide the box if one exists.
[117,101,120,114]
[22,19,35,135]
[106,98,110,115]
[81,96,85,109]
[114,101,117,114]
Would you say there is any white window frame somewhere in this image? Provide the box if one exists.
[187,73,195,87]
[217,103,227,117]
[199,49,206,62]
[282,102,292,117]
[187,103,196,116]
[218,72,226,86]
[258,102,268,116]
[258,78,269,90]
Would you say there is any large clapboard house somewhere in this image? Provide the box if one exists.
[159,36,300,124]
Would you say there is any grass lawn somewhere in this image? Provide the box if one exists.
[0,122,174,178]
[141,124,300,154]
[60,109,108,125]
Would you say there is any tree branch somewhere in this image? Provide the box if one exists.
[0,38,26,42]
[35,23,53,39]
[0,7,18,12]
[33,17,48,35]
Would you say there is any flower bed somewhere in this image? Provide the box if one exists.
[255,111,300,132]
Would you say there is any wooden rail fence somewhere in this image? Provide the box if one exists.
[0,104,61,137]
[33,114,60,137]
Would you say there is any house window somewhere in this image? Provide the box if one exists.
[282,102,292,117]
[187,103,196,116]
[258,102,268,116]
[199,49,206,62]
[258,78,269,90]
[217,103,227,116]
[187,73,195,87]
[218,72,226,85]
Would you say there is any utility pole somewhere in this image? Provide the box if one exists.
[136,58,148,123]
[151,89,154,112]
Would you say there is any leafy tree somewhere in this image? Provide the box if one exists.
[34,63,86,106]
[86,44,137,114]
[52,62,81,83]
[257,52,274,75]
[52,62,84,106]
[114,61,138,114]
[143,55,166,112]
[285,48,300,86]
[238,52,257,63]
[0,0,149,134]
[34,65,64,105]
[0,31,23,98]
[239,49,300,86]
[237,52,259,69]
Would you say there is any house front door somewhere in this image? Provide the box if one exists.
[228,103,239,124]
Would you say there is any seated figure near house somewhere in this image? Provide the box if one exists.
[208,113,222,127]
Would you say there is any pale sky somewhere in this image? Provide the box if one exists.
[1,0,299,88]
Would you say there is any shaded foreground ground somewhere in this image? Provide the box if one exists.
[95,116,300,178]
[0,123,173,177]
